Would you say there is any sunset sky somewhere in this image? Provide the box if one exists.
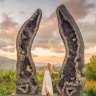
[0,0,96,65]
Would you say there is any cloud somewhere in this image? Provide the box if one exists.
[78,20,96,45]
[0,45,15,52]
[0,13,18,30]
[85,46,96,55]
[33,0,95,51]
[32,12,66,53]
[0,1,96,64]
[31,0,96,64]
[32,47,64,57]
[32,54,38,57]
[0,0,4,3]
[38,13,58,39]
[33,56,64,64]
[60,0,95,19]
[85,45,96,63]
[0,13,19,49]
[19,11,26,15]
[50,46,65,53]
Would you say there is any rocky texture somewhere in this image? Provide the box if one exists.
[14,4,85,96]
[11,93,62,96]
[16,9,42,95]
[56,5,85,96]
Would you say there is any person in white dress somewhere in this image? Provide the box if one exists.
[42,64,53,96]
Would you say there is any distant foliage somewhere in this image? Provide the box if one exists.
[51,73,59,93]
[86,88,96,96]
[84,80,96,92]
[86,55,96,80]
[36,72,44,93]
[0,70,16,96]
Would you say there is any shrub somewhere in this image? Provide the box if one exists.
[86,88,96,96]
[84,80,96,93]
[0,69,16,96]
[36,72,44,92]
[86,55,96,80]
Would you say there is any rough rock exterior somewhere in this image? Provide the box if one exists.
[14,4,85,96]
[56,5,85,96]
[16,9,42,95]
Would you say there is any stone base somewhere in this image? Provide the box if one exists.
[11,94,41,96]
[11,94,58,96]
[11,93,86,96]
[11,94,40,96]
[83,93,86,96]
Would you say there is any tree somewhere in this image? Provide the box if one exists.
[86,55,96,80]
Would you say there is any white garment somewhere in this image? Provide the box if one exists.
[42,70,53,96]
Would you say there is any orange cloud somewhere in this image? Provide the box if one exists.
[0,6,96,65]
[32,47,65,57]
[32,56,64,64]
[84,46,96,63]
[39,15,57,33]
[60,0,95,20]
[0,13,19,38]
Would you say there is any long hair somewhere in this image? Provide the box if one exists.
[45,63,51,72]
